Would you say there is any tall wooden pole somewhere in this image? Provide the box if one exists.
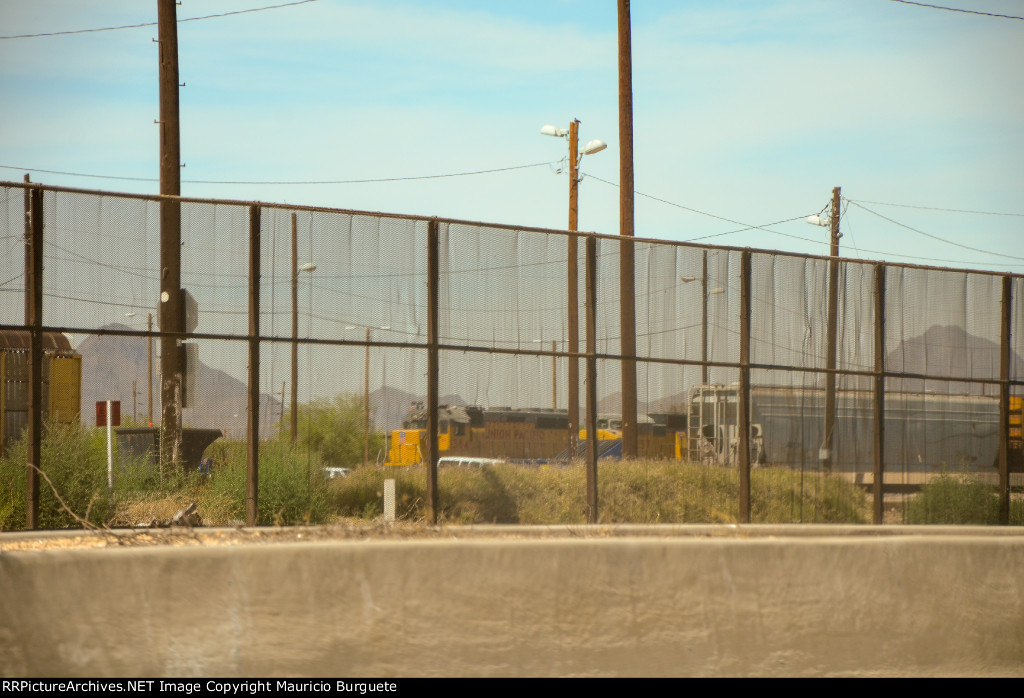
[158,0,184,468]
[823,186,841,473]
[567,119,580,460]
[617,0,638,458]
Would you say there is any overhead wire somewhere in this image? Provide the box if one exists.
[0,162,556,185]
[846,200,1024,261]
[847,197,1024,217]
[0,0,321,40]
[584,173,820,245]
[886,0,1024,21]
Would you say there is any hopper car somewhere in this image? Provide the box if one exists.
[0,330,82,455]
[685,384,1023,474]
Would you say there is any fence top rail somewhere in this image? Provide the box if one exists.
[4,179,1021,281]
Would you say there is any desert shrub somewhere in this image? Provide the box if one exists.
[204,439,331,526]
[904,472,1005,525]
[0,421,111,529]
[325,461,870,525]
[279,394,385,467]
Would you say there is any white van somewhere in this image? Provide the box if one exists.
[436,457,504,468]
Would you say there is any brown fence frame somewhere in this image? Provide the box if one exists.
[3,180,1022,528]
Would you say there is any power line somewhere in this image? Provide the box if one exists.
[0,0,321,40]
[846,197,1024,217]
[846,200,1024,261]
[887,0,1024,21]
[585,175,1024,268]
[586,173,818,244]
[0,162,554,185]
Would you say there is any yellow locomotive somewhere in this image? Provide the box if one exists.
[386,403,684,466]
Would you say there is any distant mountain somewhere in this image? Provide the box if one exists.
[885,324,1023,396]
[76,324,279,436]
[369,385,419,433]
[596,391,686,416]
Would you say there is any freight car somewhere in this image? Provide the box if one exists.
[0,330,82,455]
[386,403,682,466]
[685,383,1023,475]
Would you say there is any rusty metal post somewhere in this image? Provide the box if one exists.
[23,174,31,322]
[364,327,371,468]
[617,0,638,458]
[426,220,440,525]
[246,205,260,526]
[147,312,153,425]
[823,186,841,473]
[551,340,558,411]
[567,120,580,459]
[158,0,184,469]
[25,187,43,529]
[585,235,599,523]
[738,250,751,523]
[291,212,299,443]
[701,249,709,386]
[873,263,886,525]
[998,274,1011,525]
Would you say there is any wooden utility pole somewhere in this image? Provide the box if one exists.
[823,186,841,473]
[158,0,184,468]
[568,119,580,460]
[617,0,638,458]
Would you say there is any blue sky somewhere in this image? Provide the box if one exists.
[2,0,1022,271]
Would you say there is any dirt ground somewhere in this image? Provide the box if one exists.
[0,520,455,552]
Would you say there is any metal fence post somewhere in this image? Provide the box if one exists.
[426,219,440,525]
[585,235,599,523]
[738,250,751,523]
[999,274,1011,525]
[873,263,886,525]
[25,187,43,529]
[246,204,260,526]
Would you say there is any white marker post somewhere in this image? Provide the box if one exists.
[384,479,396,522]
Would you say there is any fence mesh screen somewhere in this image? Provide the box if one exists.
[1,180,1021,528]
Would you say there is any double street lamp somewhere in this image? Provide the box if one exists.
[541,120,606,457]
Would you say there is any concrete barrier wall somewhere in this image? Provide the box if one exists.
[1,526,1022,677]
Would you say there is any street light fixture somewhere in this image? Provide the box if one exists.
[541,119,605,459]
